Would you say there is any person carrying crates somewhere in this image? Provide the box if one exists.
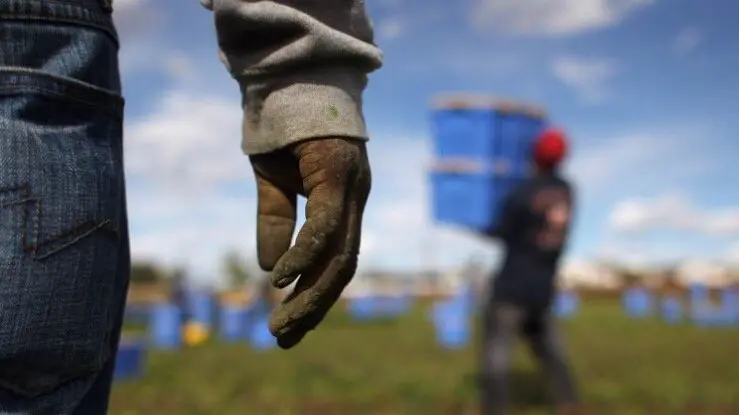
[480,127,580,415]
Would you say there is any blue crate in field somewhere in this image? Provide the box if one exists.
[721,287,739,312]
[689,283,709,306]
[429,95,547,231]
[114,339,146,381]
[429,171,521,230]
[622,287,654,318]
[149,303,182,350]
[348,295,413,320]
[660,296,683,324]
[186,289,217,328]
[219,305,248,342]
[554,290,578,319]
[431,301,471,349]
[430,95,546,163]
[691,306,732,327]
[248,315,276,350]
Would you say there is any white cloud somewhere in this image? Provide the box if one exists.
[565,133,652,190]
[551,55,617,104]
[129,194,258,284]
[123,88,253,285]
[376,18,405,40]
[372,5,445,44]
[562,128,715,195]
[563,125,727,266]
[608,192,739,236]
[673,26,702,55]
[360,138,499,271]
[124,90,247,193]
[469,0,654,36]
[161,51,199,82]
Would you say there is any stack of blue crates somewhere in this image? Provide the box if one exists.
[429,95,547,231]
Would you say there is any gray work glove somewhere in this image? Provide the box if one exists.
[249,138,371,349]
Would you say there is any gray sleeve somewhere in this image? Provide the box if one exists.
[201,0,384,154]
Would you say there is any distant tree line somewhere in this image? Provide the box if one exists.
[129,249,259,289]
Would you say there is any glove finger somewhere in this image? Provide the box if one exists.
[271,195,365,346]
[271,160,370,347]
[268,142,351,288]
[254,171,297,272]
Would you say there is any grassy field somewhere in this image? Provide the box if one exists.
[109,300,739,414]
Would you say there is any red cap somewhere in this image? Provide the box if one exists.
[533,127,568,170]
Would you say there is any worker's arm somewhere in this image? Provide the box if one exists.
[201,0,381,349]
[201,0,384,154]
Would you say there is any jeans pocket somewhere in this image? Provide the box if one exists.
[0,67,125,398]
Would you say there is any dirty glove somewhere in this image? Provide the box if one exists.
[249,138,371,349]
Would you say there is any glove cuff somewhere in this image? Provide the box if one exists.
[239,66,371,155]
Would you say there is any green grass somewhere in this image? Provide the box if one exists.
[110,300,739,414]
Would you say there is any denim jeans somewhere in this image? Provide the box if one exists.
[480,301,578,414]
[0,0,129,413]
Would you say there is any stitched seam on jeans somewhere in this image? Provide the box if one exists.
[0,184,119,260]
[32,219,118,259]
[0,85,123,118]
[0,13,117,42]
[0,67,122,96]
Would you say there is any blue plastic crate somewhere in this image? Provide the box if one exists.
[430,301,471,349]
[555,291,578,319]
[114,339,146,381]
[622,287,653,318]
[660,296,683,324]
[429,96,547,231]
[249,315,276,350]
[219,305,248,342]
[149,303,182,350]
[349,295,413,320]
[721,287,739,311]
[430,171,521,230]
[689,283,709,305]
[430,101,546,168]
[186,289,217,328]
[431,108,497,159]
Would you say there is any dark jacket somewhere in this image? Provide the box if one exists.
[488,173,575,308]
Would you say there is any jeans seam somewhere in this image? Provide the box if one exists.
[0,15,116,43]
[0,67,122,97]
[0,184,120,261]
[0,67,124,117]
[0,85,122,118]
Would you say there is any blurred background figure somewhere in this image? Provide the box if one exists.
[481,128,579,415]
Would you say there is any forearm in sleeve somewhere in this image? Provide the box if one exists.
[201,0,384,154]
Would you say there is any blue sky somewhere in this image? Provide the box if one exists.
[115,0,739,284]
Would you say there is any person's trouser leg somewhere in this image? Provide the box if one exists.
[480,302,525,415]
[0,1,128,413]
[523,312,578,408]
